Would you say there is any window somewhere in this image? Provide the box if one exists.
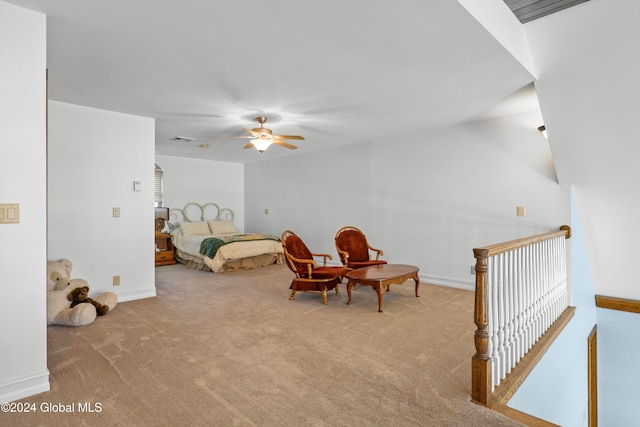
[154,163,164,207]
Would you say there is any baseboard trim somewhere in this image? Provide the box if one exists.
[117,288,157,303]
[322,261,475,292]
[0,370,50,403]
[588,325,598,427]
[489,402,561,427]
[420,274,474,291]
[595,295,640,314]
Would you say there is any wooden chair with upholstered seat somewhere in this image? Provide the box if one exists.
[335,226,387,269]
[281,230,347,304]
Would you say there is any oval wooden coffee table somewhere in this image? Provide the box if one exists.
[345,264,420,312]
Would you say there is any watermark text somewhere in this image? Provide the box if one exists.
[1,401,102,413]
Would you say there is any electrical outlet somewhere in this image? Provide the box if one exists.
[113,207,121,218]
[113,275,120,286]
[264,208,269,215]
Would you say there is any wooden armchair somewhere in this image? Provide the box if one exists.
[335,226,387,269]
[281,230,347,304]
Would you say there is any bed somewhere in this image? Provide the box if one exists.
[168,202,283,273]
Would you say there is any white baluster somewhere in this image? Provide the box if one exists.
[506,251,516,374]
[497,253,507,383]
[542,240,551,333]
[523,245,533,352]
[516,247,526,361]
[489,257,500,390]
[534,245,542,343]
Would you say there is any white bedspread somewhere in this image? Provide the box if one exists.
[171,228,283,273]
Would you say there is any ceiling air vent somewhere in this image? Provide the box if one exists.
[170,136,196,142]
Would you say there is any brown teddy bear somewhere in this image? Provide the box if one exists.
[68,286,109,316]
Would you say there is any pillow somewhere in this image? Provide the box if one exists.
[180,221,211,236]
[208,219,239,235]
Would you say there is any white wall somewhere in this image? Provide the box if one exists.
[48,101,156,302]
[596,308,640,426]
[522,4,640,422]
[0,1,49,402]
[526,0,640,300]
[246,112,570,289]
[155,154,244,230]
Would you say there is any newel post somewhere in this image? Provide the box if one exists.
[472,248,492,405]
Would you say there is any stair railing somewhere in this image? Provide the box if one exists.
[472,226,572,405]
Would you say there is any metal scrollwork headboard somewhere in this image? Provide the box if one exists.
[169,202,235,224]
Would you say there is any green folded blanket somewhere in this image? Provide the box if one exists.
[199,233,281,258]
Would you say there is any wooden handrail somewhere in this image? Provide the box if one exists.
[595,295,640,314]
[473,226,571,259]
[472,225,571,406]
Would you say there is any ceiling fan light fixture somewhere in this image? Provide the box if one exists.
[251,138,272,153]
[230,116,303,152]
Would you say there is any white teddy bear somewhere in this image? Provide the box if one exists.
[47,259,117,327]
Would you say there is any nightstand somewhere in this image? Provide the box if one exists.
[155,232,176,266]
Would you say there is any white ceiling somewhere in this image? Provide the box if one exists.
[8,0,537,164]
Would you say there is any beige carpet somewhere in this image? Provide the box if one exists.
[8,263,523,426]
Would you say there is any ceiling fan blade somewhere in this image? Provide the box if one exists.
[241,128,260,136]
[243,142,255,149]
[273,134,305,140]
[272,140,298,150]
[210,135,253,140]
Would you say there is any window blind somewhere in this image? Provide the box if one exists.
[154,163,164,207]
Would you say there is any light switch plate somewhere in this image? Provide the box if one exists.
[0,203,19,224]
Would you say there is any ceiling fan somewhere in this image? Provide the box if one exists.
[234,116,305,153]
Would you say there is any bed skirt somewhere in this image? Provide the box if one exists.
[175,249,282,273]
